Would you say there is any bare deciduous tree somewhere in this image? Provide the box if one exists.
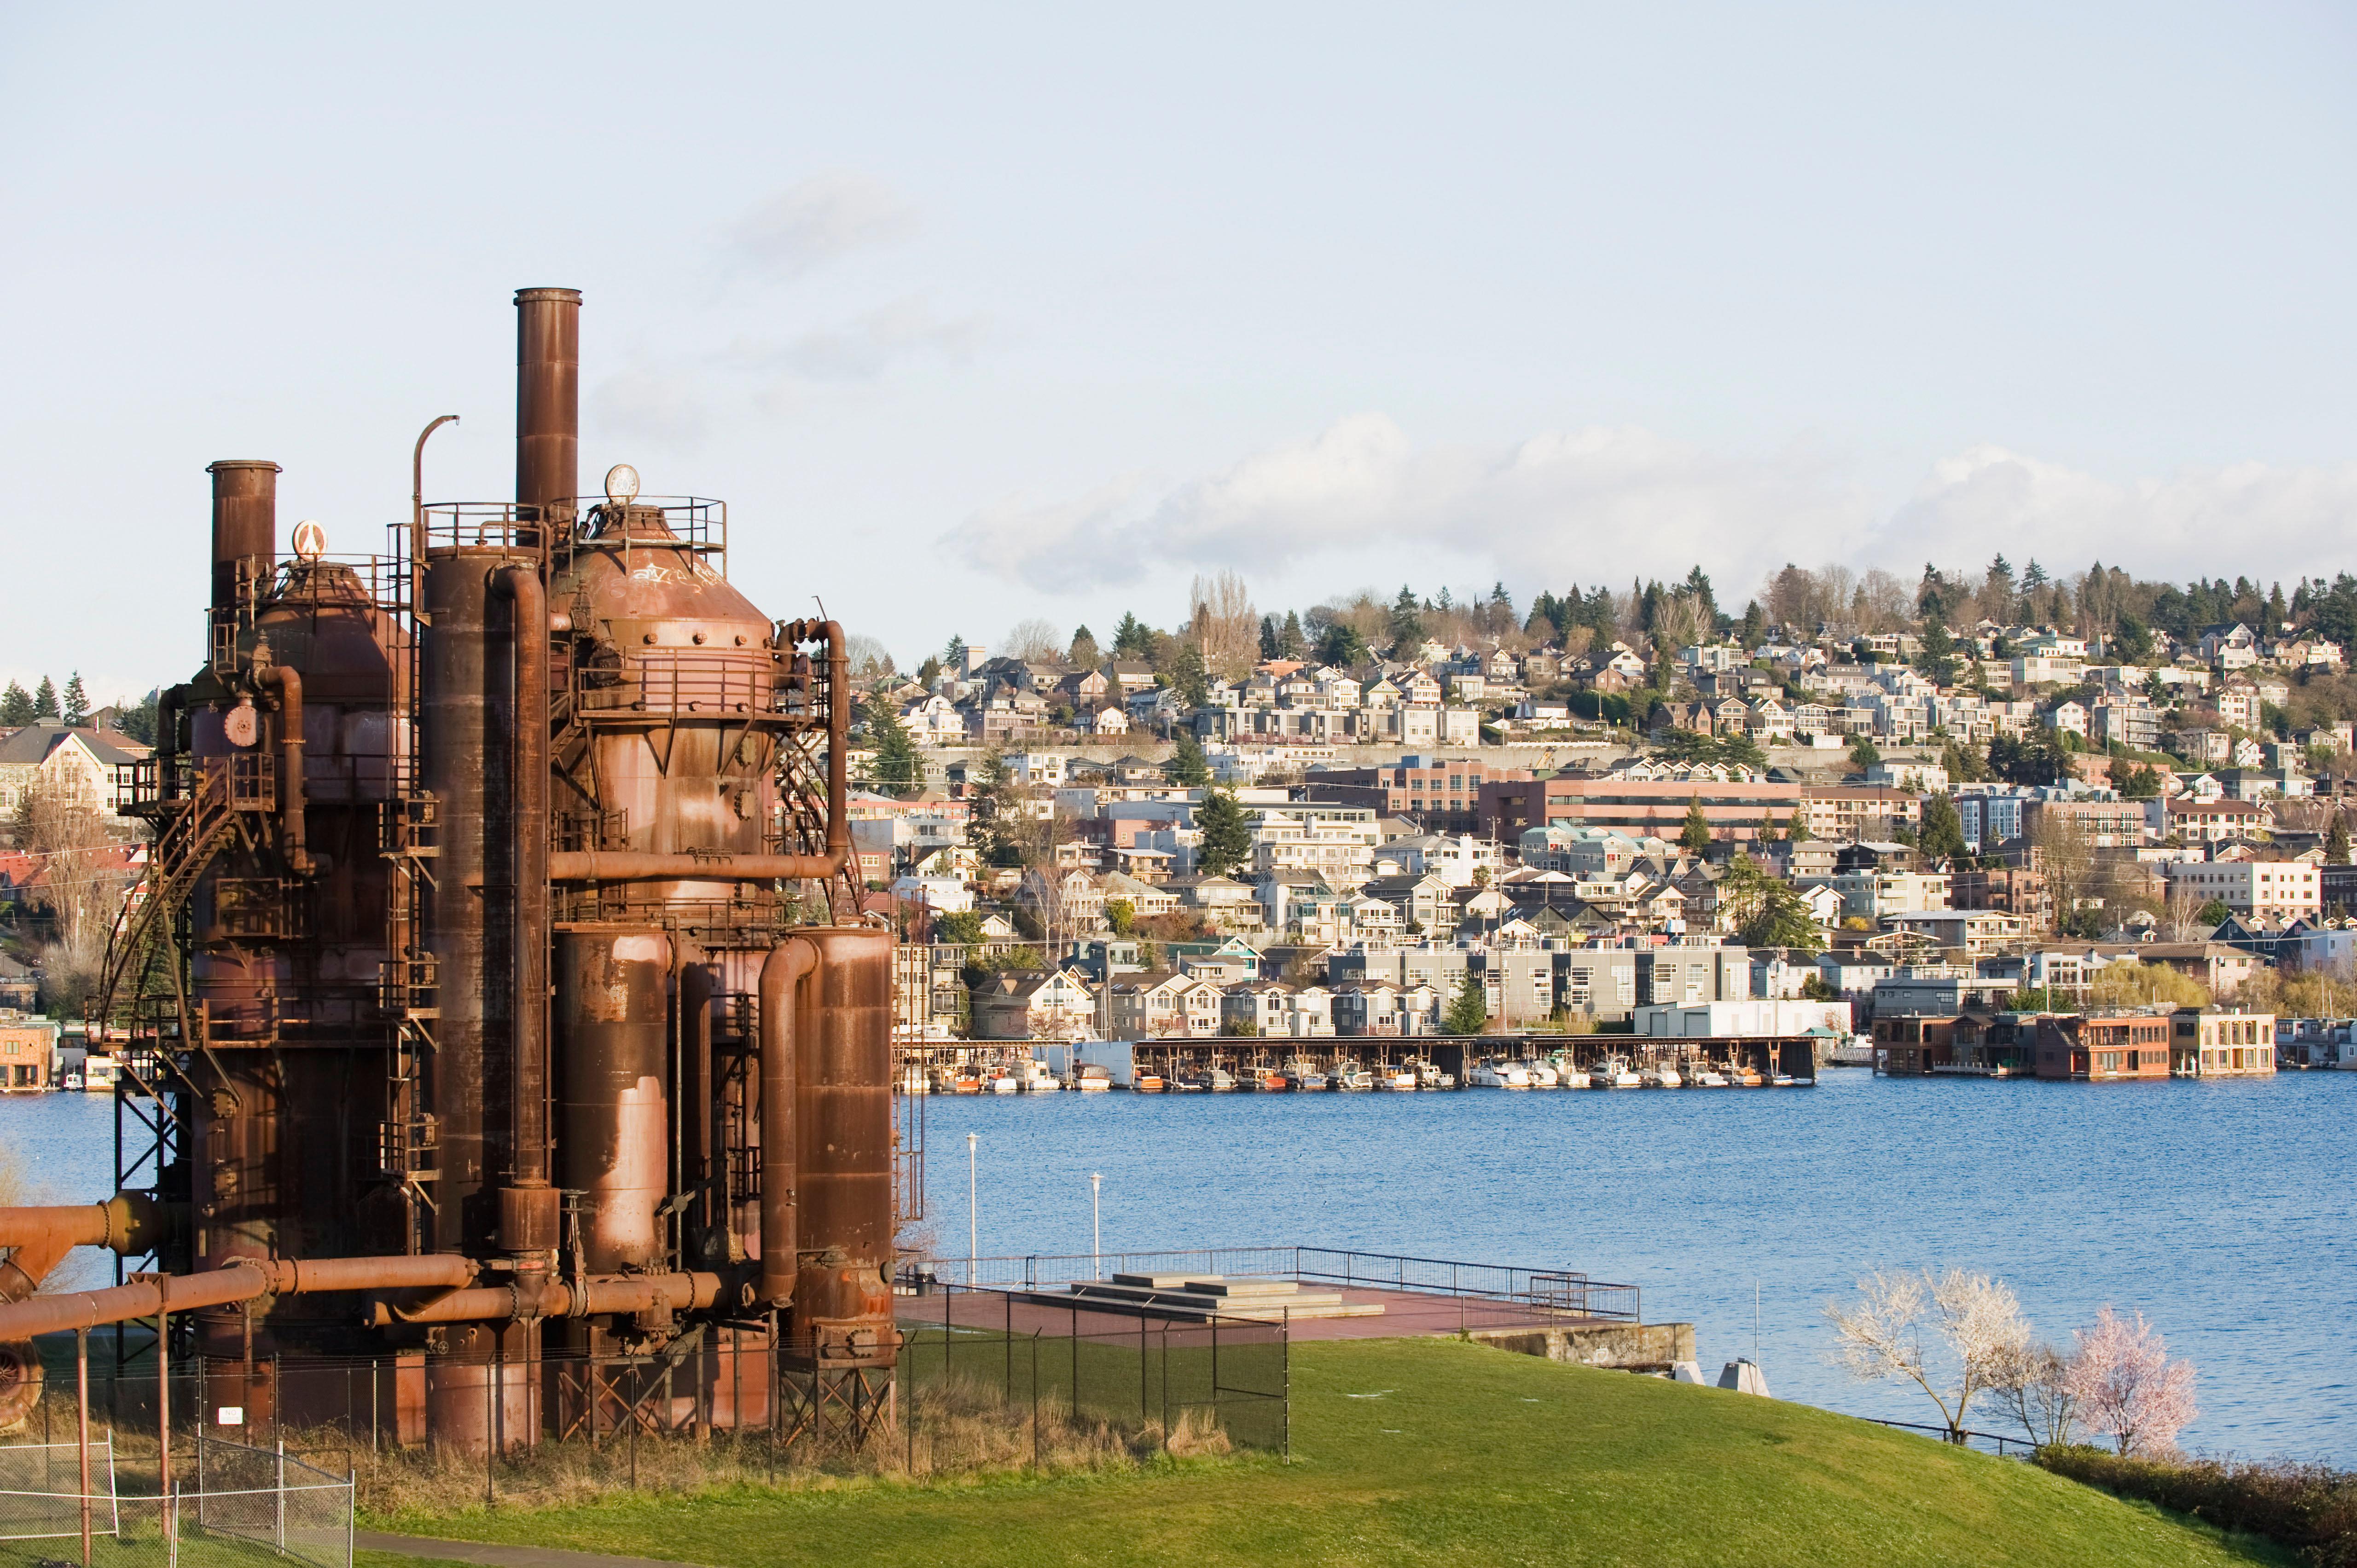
[1826,1267,2030,1439]
[1004,618,1065,663]
[1980,1342,2078,1447]
[2066,1307,2198,1457]
[1188,570,1259,682]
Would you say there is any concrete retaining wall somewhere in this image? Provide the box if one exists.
[1470,1321,1696,1372]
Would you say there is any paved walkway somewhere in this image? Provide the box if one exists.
[355,1531,704,1568]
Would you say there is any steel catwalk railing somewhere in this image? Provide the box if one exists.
[934,1246,1642,1323]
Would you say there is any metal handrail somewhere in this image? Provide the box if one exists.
[937,1245,1644,1321]
[1856,1415,2041,1458]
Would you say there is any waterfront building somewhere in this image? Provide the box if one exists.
[2171,1008,2279,1076]
[2033,1014,2173,1080]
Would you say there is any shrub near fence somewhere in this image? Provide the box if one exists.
[898,1285,1288,1457]
[2038,1446,2357,1566]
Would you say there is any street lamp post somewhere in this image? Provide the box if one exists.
[967,1132,979,1285]
[1091,1172,1103,1279]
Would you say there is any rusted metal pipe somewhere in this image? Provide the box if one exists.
[515,289,580,521]
[0,1194,160,1302]
[758,938,816,1307]
[253,662,310,874]
[542,851,842,885]
[0,1253,476,1341]
[489,565,551,1209]
[155,686,186,804]
[412,413,460,607]
[679,956,714,1256]
[364,1272,724,1327]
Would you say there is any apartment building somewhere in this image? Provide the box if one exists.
[2162,859,2320,921]
[1481,772,1800,844]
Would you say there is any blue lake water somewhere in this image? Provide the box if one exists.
[908,1069,2357,1463]
[7,1071,2351,1460]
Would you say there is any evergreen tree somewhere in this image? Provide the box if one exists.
[1445,970,1488,1036]
[113,689,160,745]
[1316,622,1369,668]
[1171,645,1209,709]
[1389,586,1425,649]
[2329,814,2351,867]
[1279,610,1306,659]
[916,654,943,687]
[860,691,923,798]
[0,683,32,726]
[1757,810,1780,845]
[31,677,57,720]
[1737,601,1767,650]
[1166,731,1212,787]
[1112,613,1153,660]
[1679,795,1713,853]
[943,633,966,667]
[1919,793,1968,860]
[1068,625,1099,668]
[1259,615,1282,660]
[60,673,89,728]
[1848,735,1881,771]
[1194,787,1252,878]
[1785,804,1811,843]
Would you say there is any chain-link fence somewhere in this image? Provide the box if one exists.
[0,1433,350,1568]
[898,1284,1288,1458]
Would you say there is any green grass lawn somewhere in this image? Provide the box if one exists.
[358,1337,2286,1568]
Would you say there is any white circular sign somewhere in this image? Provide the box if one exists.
[604,464,641,505]
[291,520,328,561]
[224,706,261,748]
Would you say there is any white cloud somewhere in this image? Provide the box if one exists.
[1877,445,2357,580]
[944,414,1867,593]
[945,417,2357,600]
[764,298,981,382]
[728,174,918,278]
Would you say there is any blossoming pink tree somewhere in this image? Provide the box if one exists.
[2065,1307,2198,1456]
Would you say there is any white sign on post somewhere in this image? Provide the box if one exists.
[216,1406,245,1425]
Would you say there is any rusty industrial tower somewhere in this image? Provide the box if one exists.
[0,288,901,1453]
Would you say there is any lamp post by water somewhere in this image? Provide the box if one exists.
[1091,1172,1103,1279]
[967,1132,979,1284]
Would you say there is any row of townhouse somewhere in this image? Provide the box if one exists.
[970,936,1761,1041]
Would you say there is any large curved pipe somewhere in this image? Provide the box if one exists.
[0,1194,160,1302]
[365,1271,725,1326]
[0,1254,476,1341]
[254,663,310,875]
[489,565,552,1209]
[678,954,715,1257]
[758,938,816,1307]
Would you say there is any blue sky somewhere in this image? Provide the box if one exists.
[5,3,2355,696]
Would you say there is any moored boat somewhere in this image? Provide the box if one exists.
[1134,1073,1167,1093]
[1075,1065,1114,1091]
[1690,1067,1729,1088]
[1641,1064,1683,1089]
[1588,1058,1640,1089]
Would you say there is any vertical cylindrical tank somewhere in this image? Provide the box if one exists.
[514,288,580,519]
[420,550,508,1257]
[790,927,897,1367]
[554,927,672,1273]
[208,460,279,615]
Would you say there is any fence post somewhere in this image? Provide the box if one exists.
[1283,1307,1291,1460]
[76,1327,90,1568]
[347,1468,357,1568]
[274,1437,285,1553]
[1030,1330,1040,1470]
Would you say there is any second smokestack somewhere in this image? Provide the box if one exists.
[515,287,581,519]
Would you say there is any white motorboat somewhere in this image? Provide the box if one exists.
[1413,1059,1456,1090]
[1335,1064,1376,1091]
[1021,1061,1062,1092]
[988,1071,1022,1095]
[1522,1059,1561,1089]
[1588,1059,1640,1089]
[1384,1068,1419,1091]
[1074,1065,1113,1092]
[1691,1067,1730,1088]
[1471,1058,1532,1089]
[1208,1066,1238,1092]
[1642,1064,1683,1089]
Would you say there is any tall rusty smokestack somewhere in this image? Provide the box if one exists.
[208,460,280,613]
[514,288,580,519]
